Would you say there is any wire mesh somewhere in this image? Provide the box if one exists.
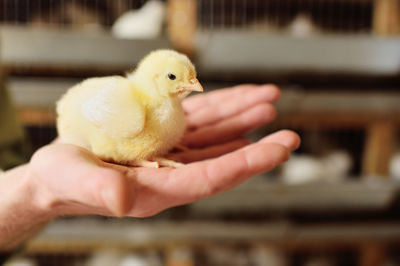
[0,0,167,28]
[197,0,373,34]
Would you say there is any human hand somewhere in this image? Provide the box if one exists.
[27,84,300,219]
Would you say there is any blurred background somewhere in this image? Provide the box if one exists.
[1,0,400,265]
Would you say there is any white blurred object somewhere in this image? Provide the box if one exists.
[86,249,160,266]
[282,150,352,184]
[281,155,324,184]
[389,152,400,180]
[250,246,287,266]
[119,255,150,266]
[322,150,353,182]
[4,258,37,266]
[85,249,125,266]
[287,13,318,37]
[119,251,162,266]
[112,0,165,39]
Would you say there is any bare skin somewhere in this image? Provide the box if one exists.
[0,84,300,250]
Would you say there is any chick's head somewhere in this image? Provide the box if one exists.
[130,49,203,100]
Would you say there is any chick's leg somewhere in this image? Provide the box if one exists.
[129,159,159,168]
[154,157,184,168]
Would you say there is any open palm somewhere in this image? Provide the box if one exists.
[29,84,300,219]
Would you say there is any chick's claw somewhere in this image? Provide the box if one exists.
[154,157,184,168]
[129,159,160,168]
[127,158,183,168]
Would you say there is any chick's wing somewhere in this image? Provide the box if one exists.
[81,76,145,139]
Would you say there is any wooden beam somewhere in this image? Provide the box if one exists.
[359,243,386,266]
[18,108,56,126]
[362,121,396,177]
[373,0,400,35]
[167,0,197,57]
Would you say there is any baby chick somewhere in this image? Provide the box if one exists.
[56,50,203,167]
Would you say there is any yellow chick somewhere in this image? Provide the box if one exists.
[56,50,203,167]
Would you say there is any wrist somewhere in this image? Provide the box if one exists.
[0,165,53,250]
[23,163,60,220]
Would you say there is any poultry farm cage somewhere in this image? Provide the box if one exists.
[1,0,400,266]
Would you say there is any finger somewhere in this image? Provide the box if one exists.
[169,138,250,163]
[183,84,280,114]
[186,85,281,129]
[146,142,290,208]
[258,130,301,151]
[182,103,276,148]
[183,84,256,113]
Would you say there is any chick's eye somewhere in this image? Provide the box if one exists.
[168,73,176,80]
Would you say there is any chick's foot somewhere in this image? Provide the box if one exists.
[154,157,184,168]
[129,159,160,168]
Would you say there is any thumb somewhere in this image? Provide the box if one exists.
[30,144,134,217]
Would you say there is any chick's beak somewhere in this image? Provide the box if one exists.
[181,78,204,92]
